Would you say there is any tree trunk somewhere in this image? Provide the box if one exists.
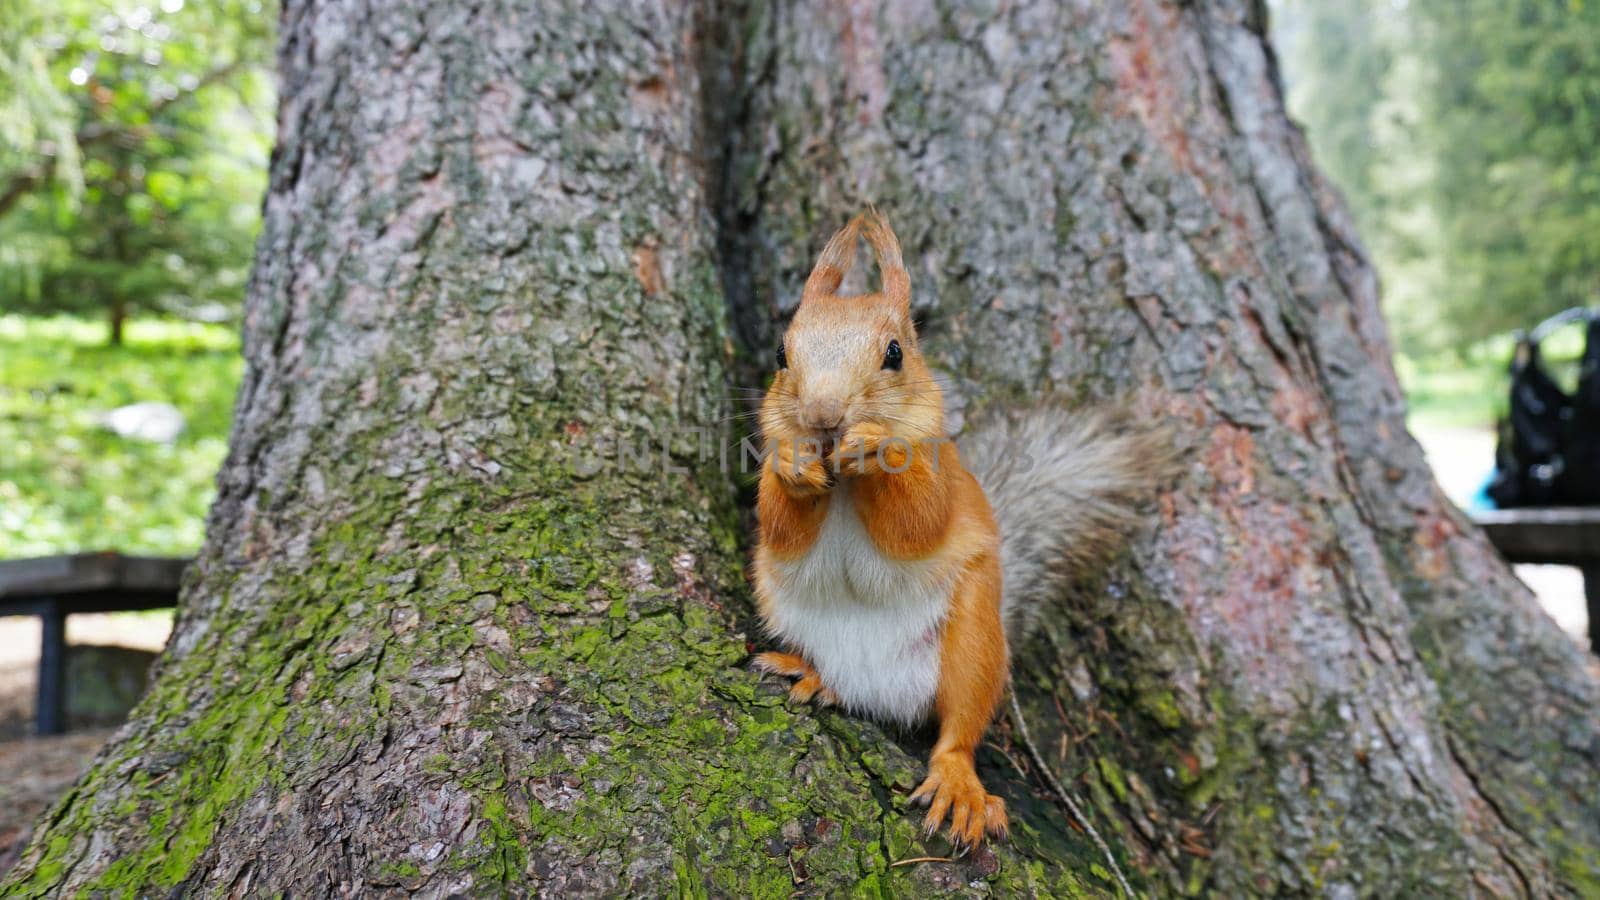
[6,0,1599,897]
[108,193,131,347]
[108,293,126,347]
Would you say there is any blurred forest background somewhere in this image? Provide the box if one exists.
[0,0,271,557]
[1275,0,1600,427]
[0,0,1598,558]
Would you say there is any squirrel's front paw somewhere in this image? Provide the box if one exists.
[910,753,1009,848]
[835,423,908,477]
[771,445,834,496]
[751,652,840,707]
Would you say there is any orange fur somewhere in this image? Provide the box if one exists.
[751,651,841,706]
[914,551,1010,844]
[756,465,830,558]
[751,211,1012,845]
[851,440,959,557]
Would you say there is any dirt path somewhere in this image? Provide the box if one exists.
[0,729,117,872]
[0,611,172,875]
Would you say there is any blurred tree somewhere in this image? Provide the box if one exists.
[1411,0,1600,346]
[0,0,275,343]
[1277,0,1600,353]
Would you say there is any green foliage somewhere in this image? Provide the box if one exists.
[0,0,275,337]
[1275,0,1600,353]
[1411,0,1600,345]
[0,0,81,191]
[0,313,241,557]
[1394,324,1590,429]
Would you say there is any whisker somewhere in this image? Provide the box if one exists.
[863,395,945,405]
[702,411,765,423]
[863,389,946,399]
[863,400,946,410]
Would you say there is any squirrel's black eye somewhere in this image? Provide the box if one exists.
[882,339,902,371]
[776,343,787,370]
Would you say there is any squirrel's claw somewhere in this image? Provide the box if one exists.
[912,757,1008,848]
[832,423,903,478]
[809,683,841,706]
[984,795,1010,839]
[909,773,940,808]
[787,673,832,704]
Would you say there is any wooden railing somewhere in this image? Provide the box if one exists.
[0,553,188,735]
[2,523,1592,739]
[1473,508,1600,654]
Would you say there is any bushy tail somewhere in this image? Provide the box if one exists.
[959,405,1175,640]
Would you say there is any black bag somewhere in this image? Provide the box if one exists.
[1487,309,1600,508]
[1563,317,1600,503]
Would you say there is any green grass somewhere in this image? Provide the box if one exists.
[0,314,242,559]
[1396,327,1591,431]
[1397,352,1506,430]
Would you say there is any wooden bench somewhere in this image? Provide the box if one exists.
[1473,508,1600,653]
[0,553,188,735]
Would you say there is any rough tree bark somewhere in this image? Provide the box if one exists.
[5,0,1599,897]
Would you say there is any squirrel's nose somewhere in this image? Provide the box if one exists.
[801,398,845,432]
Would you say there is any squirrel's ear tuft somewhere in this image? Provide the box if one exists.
[803,216,863,302]
[860,207,910,312]
[801,210,911,309]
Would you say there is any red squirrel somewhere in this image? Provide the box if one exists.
[751,210,1167,847]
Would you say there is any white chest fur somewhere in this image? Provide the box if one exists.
[761,484,956,725]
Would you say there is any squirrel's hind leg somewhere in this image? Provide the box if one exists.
[911,553,1010,847]
[752,651,840,707]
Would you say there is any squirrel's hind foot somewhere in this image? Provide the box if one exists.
[751,651,840,707]
[910,753,1009,848]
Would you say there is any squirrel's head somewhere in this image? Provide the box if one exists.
[761,211,944,451]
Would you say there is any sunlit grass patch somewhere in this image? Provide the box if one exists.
[1396,326,1587,432]
[0,314,242,559]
